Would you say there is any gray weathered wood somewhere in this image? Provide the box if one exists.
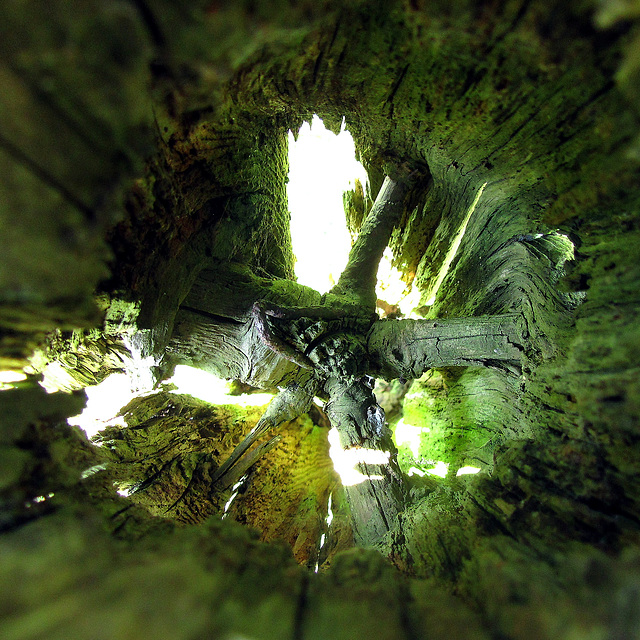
[367,313,524,380]
[324,376,408,546]
[332,176,415,309]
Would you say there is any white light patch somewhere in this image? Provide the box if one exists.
[0,370,26,383]
[222,490,239,519]
[456,466,482,476]
[425,182,488,306]
[408,466,426,477]
[376,249,423,318]
[328,427,388,486]
[123,332,157,393]
[325,493,333,527]
[288,115,368,294]
[426,461,449,478]
[394,418,430,458]
[68,373,139,439]
[168,365,273,407]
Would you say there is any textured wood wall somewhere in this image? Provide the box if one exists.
[1,0,640,638]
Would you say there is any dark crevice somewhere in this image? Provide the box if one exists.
[327,18,342,52]
[312,50,324,85]
[179,306,246,326]
[129,0,166,48]
[0,132,95,220]
[385,64,410,106]
[292,571,309,640]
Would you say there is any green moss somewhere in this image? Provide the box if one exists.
[394,368,526,477]
[0,506,304,640]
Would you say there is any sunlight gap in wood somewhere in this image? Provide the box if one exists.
[376,248,423,318]
[315,493,333,572]
[168,366,273,407]
[456,466,482,476]
[222,479,246,520]
[68,373,139,439]
[424,181,488,306]
[408,461,450,478]
[287,116,420,315]
[0,370,27,390]
[328,427,388,486]
[68,366,272,440]
[287,115,367,294]
[394,417,431,457]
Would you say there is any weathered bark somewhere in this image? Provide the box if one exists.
[211,372,319,487]
[368,313,523,380]
[175,174,526,547]
[168,263,322,387]
[331,175,420,309]
[324,376,407,546]
[170,177,421,542]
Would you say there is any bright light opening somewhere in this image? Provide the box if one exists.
[288,115,368,294]
[424,182,488,306]
[456,466,482,476]
[68,373,139,439]
[168,365,273,407]
[0,370,27,390]
[0,370,27,383]
[123,332,157,393]
[394,418,430,458]
[68,366,273,441]
[221,478,246,519]
[222,491,239,519]
[328,427,388,486]
[408,461,449,478]
[325,493,333,527]
[376,249,423,318]
[426,461,449,478]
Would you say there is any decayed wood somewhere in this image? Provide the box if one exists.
[211,372,319,487]
[324,376,408,546]
[170,297,525,544]
[169,310,299,387]
[168,175,527,547]
[367,313,524,380]
[4,1,639,636]
[332,175,418,309]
